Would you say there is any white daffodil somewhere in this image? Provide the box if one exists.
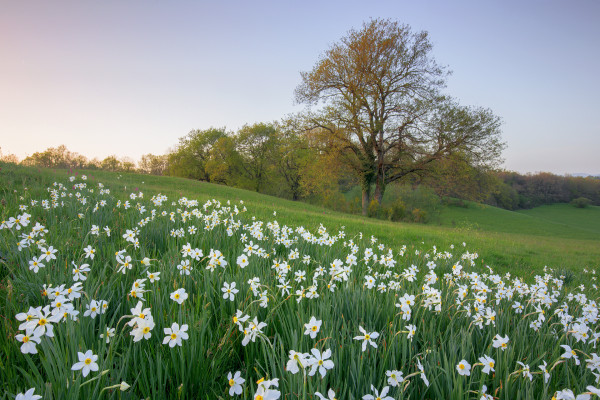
[354,326,379,352]
[308,348,334,378]
[163,323,189,347]
[71,350,99,377]
[304,316,322,339]
[226,371,245,396]
[456,359,471,376]
[170,288,188,305]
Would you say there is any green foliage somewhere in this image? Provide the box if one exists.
[168,128,227,181]
[493,171,600,209]
[234,123,278,192]
[21,145,96,169]
[367,199,381,218]
[571,197,592,208]
[138,154,168,176]
[387,198,406,222]
[346,185,442,224]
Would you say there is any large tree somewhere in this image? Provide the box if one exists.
[235,123,278,192]
[168,128,226,181]
[295,19,504,215]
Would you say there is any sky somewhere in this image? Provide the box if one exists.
[1,0,599,175]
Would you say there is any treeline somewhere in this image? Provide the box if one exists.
[166,123,353,205]
[3,133,598,220]
[488,171,600,210]
[1,145,169,176]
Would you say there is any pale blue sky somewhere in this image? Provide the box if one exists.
[1,0,599,174]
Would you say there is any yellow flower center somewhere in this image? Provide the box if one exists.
[229,378,235,386]
[233,316,238,323]
[174,294,180,299]
[143,327,150,334]
[318,360,323,365]
[489,362,495,368]
[38,318,47,326]
[312,326,318,331]
[459,363,465,370]
[365,334,370,340]
[255,396,263,400]
[501,343,507,348]
[22,336,30,343]
[84,358,92,365]
[170,333,177,340]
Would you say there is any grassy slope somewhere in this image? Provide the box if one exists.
[2,163,599,286]
[439,201,600,240]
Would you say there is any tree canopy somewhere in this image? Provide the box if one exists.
[295,18,505,214]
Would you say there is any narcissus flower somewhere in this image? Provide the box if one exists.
[304,316,322,339]
[163,323,189,347]
[286,350,308,374]
[308,348,334,378]
[221,282,239,302]
[354,326,379,352]
[71,350,99,377]
[560,345,581,365]
[479,355,495,374]
[315,389,336,400]
[362,385,393,400]
[386,369,404,387]
[15,388,42,400]
[492,334,509,350]
[226,371,245,396]
[170,288,188,304]
[15,329,42,354]
[131,317,155,342]
[456,359,471,376]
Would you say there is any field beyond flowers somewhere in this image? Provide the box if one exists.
[1,166,600,400]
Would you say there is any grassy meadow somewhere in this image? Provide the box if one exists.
[1,162,599,399]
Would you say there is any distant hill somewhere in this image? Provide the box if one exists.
[569,173,600,178]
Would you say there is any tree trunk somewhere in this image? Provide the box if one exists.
[362,188,370,216]
[374,177,385,206]
[361,175,372,216]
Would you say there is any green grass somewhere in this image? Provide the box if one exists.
[2,163,599,285]
[439,201,600,241]
[1,162,600,399]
